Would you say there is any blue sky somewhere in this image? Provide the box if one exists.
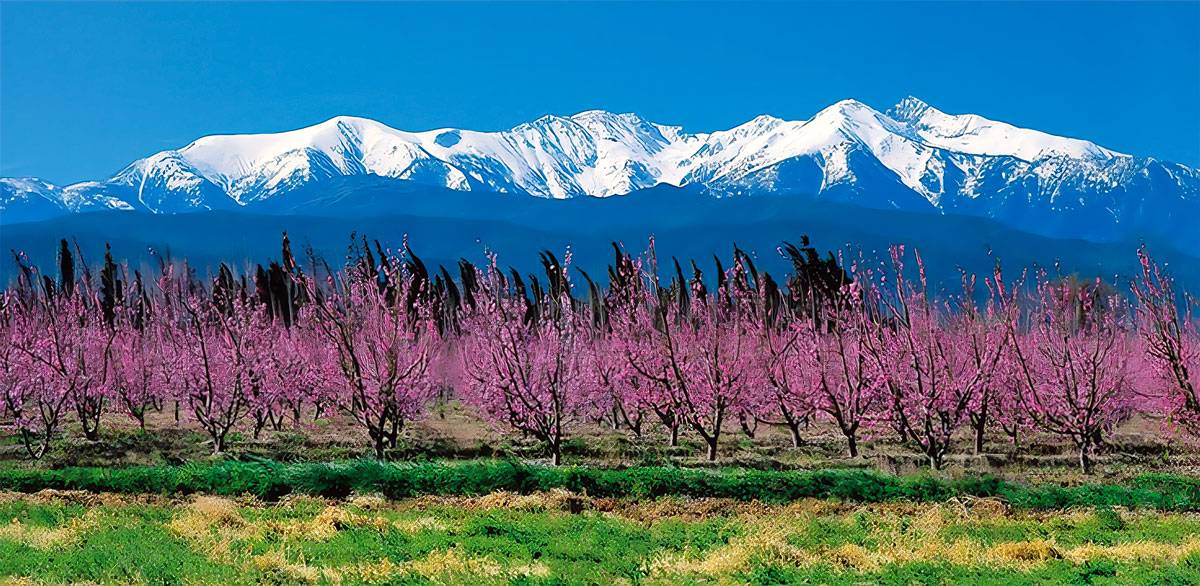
[2,1,1198,184]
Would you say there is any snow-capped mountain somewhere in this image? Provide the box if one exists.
[4,97,1197,248]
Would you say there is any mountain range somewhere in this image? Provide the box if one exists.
[3,97,1197,251]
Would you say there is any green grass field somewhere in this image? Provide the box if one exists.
[3,410,1200,584]
[3,486,1200,585]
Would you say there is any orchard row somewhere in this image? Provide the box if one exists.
[1,237,1196,472]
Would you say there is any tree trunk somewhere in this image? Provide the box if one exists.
[891,403,908,443]
[973,422,986,455]
[668,423,680,447]
[618,404,644,437]
[629,417,643,437]
[80,419,100,441]
[373,435,387,460]
[1079,440,1094,474]
[78,404,102,442]
[739,415,757,439]
[845,432,859,458]
[929,449,945,471]
[788,422,803,448]
[705,436,719,461]
[21,430,52,460]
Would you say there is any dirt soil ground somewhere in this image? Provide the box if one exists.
[2,402,1198,485]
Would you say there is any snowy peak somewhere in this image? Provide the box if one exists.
[887,96,932,123]
[891,98,1123,163]
[43,98,1135,205]
[567,110,676,153]
[3,97,1195,252]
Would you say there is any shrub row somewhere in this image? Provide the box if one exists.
[1,459,1198,510]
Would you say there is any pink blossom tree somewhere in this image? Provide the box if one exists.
[267,322,331,427]
[868,249,1009,469]
[612,299,685,446]
[970,268,1032,453]
[110,310,171,430]
[758,319,819,447]
[606,243,686,446]
[582,331,645,434]
[807,274,884,459]
[245,323,327,438]
[0,294,20,424]
[1131,247,1200,432]
[166,268,270,455]
[624,275,762,461]
[3,284,113,456]
[73,323,116,442]
[16,289,116,445]
[301,255,438,460]
[0,294,70,459]
[1005,273,1139,473]
[458,256,592,465]
[989,355,1034,451]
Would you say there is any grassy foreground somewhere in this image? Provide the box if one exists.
[5,462,1200,584]
[2,490,1200,585]
[4,459,1200,510]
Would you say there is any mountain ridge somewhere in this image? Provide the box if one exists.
[3,96,1197,250]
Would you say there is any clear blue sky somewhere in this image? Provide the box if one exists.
[2,1,1198,184]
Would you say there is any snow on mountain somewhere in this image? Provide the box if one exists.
[0,177,134,223]
[0,178,65,224]
[680,100,955,206]
[74,111,705,208]
[889,96,1122,162]
[3,97,1196,249]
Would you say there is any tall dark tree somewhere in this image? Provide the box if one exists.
[99,244,124,326]
[58,239,75,298]
[782,236,853,328]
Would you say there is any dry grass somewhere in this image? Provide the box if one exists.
[644,500,1200,580]
[0,509,100,551]
[4,489,1200,584]
[250,548,333,584]
[0,489,172,508]
[167,496,264,561]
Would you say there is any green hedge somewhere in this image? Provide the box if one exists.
[1,460,1198,510]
